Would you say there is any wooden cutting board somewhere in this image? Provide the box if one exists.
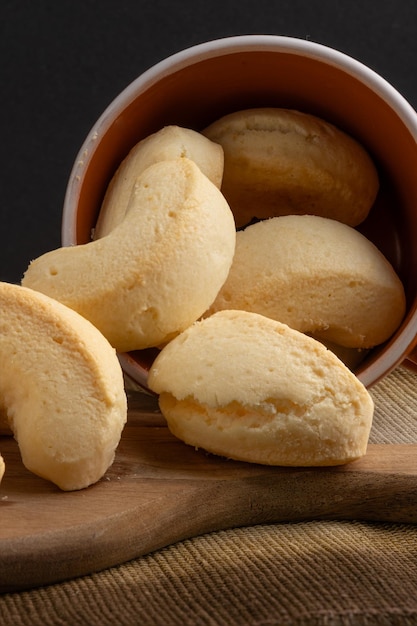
[1,392,417,593]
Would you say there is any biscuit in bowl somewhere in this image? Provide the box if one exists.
[23,158,236,352]
[203,107,379,228]
[148,310,374,466]
[0,281,127,491]
[94,125,224,239]
[207,215,406,349]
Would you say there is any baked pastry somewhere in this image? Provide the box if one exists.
[94,125,224,238]
[0,281,127,491]
[203,107,379,228]
[23,158,236,352]
[148,310,374,466]
[0,454,4,484]
[207,215,405,349]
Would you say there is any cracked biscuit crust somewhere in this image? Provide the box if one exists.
[149,310,374,466]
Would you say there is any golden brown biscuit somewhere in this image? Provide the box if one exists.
[148,310,374,466]
[207,215,405,349]
[94,125,224,238]
[23,158,236,352]
[203,108,379,228]
[0,281,127,491]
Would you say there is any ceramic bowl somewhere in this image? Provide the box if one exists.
[62,35,417,389]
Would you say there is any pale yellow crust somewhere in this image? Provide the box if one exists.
[94,125,224,239]
[23,158,236,352]
[203,108,379,228]
[0,454,4,484]
[207,215,405,349]
[148,310,374,467]
[0,281,127,491]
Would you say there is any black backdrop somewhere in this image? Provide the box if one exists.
[2,0,417,284]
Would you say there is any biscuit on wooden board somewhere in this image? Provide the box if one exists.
[0,281,127,491]
[148,310,374,467]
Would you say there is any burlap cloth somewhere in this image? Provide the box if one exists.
[2,366,417,626]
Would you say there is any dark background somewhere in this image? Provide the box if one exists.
[1,0,417,284]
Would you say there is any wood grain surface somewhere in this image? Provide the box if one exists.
[1,392,417,593]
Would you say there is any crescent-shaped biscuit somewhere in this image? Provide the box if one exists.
[203,108,379,228]
[206,215,405,349]
[94,125,224,238]
[0,281,127,491]
[148,310,374,466]
[23,158,236,352]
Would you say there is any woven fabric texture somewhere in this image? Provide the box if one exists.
[2,366,417,626]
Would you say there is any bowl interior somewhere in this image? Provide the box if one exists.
[63,43,417,389]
